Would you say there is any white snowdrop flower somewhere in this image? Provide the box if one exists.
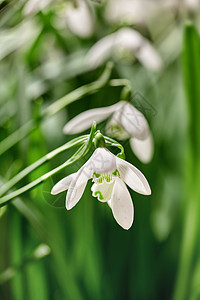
[63,101,154,163]
[86,27,163,71]
[184,0,200,10]
[104,0,157,25]
[65,0,94,38]
[23,0,52,16]
[51,147,151,230]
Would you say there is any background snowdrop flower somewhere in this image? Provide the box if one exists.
[63,101,154,163]
[24,0,94,38]
[51,148,151,230]
[104,0,157,25]
[184,0,200,11]
[64,0,94,38]
[23,0,53,16]
[86,27,163,71]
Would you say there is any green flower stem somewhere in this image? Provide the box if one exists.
[104,136,125,159]
[43,62,113,117]
[0,63,133,157]
[173,24,200,300]
[109,78,131,90]
[0,122,96,206]
[0,143,86,207]
[0,62,113,156]
[173,189,199,300]
[109,79,132,100]
[0,136,88,197]
[0,120,35,156]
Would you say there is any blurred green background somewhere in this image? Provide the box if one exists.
[1,1,200,299]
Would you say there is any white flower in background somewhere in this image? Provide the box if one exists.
[24,0,94,38]
[63,101,154,163]
[184,0,200,10]
[51,147,151,230]
[64,0,94,38]
[104,0,200,24]
[23,0,52,16]
[86,27,163,71]
[104,0,158,25]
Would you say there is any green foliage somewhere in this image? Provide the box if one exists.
[0,1,200,300]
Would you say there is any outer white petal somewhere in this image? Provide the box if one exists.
[130,131,154,164]
[87,148,117,174]
[65,0,94,38]
[86,33,117,68]
[136,42,163,72]
[110,177,134,230]
[66,164,92,210]
[63,103,119,134]
[114,28,143,51]
[86,28,142,68]
[107,199,112,208]
[116,157,151,195]
[51,173,76,195]
[120,102,150,140]
[115,29,163,72]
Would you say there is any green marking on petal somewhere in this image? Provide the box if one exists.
[105,173,111,182]
[93,172,101,178]
[94,191,104,200]
[112,169,120,176]
[97,177,103,184]
[96,173,113,183]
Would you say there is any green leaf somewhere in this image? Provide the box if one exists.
[182,23,200,160]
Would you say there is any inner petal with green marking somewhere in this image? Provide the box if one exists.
[92,170,120,184]
[91,181,115,202]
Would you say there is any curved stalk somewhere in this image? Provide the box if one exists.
[0,62,113,155]
[0,143,85,207]
[0,136,88,197]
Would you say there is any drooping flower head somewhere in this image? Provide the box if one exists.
[63,101,154,163]
[51,147,151,230]
[86,27,163,72]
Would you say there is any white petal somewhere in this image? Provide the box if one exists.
[115,29,163,72]
[65,0,94,38]
[136,42,163,72]
[63,104,119,134]
[87,148,117,174]
[116,157,151,195]
[130,132,154,163]
[86,27,163,72]
[110,177,134,230]
[86,33,117,68]
[51,173,76,195]
[107,199,112,208]
[86,28,142,68]
[66,165,92,210]
[91,181,114,202]
[114,28,143,51]
[105,105,130,140]
[120,102,150,140]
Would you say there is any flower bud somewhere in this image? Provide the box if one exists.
[93,132,105,148]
